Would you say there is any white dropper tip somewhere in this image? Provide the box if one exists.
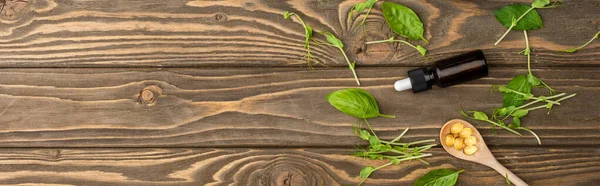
[394,78,412,92]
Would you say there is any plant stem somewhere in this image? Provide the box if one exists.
[517,127,541,145]
[390,128,409,143]
[379,114,396,118]
[502,87,560,105]
[483,119,522,136]
[366,39,418,49]
[495,7,535,45]
[562,31,600,52]
[501,93,566,121]
[339,48,360,85]
[380,139,436,146]
[524,30,532,75]
[363,119,377,139]
[523,93,576,112]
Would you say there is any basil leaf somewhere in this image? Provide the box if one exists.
[326,88,385,119]
[531,0,551,8]
[494,4,543,31]
[382,2,428,43]
[414,169,464,186]
[503,74,532,107]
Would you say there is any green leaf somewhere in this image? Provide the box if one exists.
[304,25,313,48]
[322,32,344,48]
[498,106,517,116]
[527,74,541,86]
[326,88,388,119]
[531,0,551,8]
[494,4,543,30]
[352,0,377,13]
[503,74,532,107]
[512,117,521,127]
[416,45,427,57]
[360,166,375,178]
[511,109,529,118]
[414,169,464,186]
[391,158,400,165]
[473,111,489,121]
[381,2,428,43]
[283,11,292,19]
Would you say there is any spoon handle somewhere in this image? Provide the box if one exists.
[487,160,528,186]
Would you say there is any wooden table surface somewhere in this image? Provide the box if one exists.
[1,0,599,185]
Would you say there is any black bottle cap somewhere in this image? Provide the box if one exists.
[408,68,431,93]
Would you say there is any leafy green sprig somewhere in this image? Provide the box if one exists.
[320,32,361,85]
[349,0,378,35]
[354,125,435,186]
[494,0,562,45]
[462,85,576,145]
[283,11,321,69]
[560,31,600,53]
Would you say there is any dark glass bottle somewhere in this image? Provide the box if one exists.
[394,50,488,93]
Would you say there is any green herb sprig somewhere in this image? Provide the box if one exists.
[321,32,361,85]
[364,2,428,58]
[283,11,322,70]
[494,0,562,45]
[463,0,575,145]
[354,126,435,186]
[350,0,378,35]
[326,88,435,186]
[414,169,464,186]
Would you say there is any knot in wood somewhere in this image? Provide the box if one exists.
[0,0,31,20]
[138,85,162,105]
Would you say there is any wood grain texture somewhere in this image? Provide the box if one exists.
[0,0,598,67]
[0,147,597,186]
[0,67,597,147]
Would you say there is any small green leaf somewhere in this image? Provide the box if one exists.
[494,4,543,30]
[414,169,464,186]
[416,45,427,57]
[327,88,390,119]
[497,86,512,93]
[283,11,292,19]
[323,32,344,48]
[304,25,313,48]
[381,2,428,43]
[503,74,532,107]
[359,130,371,140]
[527,74,541,86]
[391,158,400,165]
[369,136,380,146]
[359,166,375,178]
[473,111,489,121]
[513,117,521,127]
[498,106,517,116]
[531,0,551,8]
[511,109,529,118]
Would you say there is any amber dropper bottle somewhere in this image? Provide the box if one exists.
[394,50,488,93]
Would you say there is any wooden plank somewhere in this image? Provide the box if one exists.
[0,0,598,67]
[0,147,596,185]
[0,67,597,147]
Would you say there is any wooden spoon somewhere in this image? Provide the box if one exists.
[440,119,528,186]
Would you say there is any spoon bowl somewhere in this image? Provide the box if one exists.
[440,119,528,186]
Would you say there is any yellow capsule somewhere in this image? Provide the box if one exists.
[450,123,464,134]
[445,134,455,147]
[459,128,473,138]
[464,136,477,146]
[464,145,478,155]
[454,137,464,150]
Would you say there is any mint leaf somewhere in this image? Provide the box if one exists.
[473,111,489,121]
[503,74,532,107]
[511,109,529,118]
[359,166,375,178]
[494,4,543,31]
[414,169,464,186]
[527,74,541,86]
